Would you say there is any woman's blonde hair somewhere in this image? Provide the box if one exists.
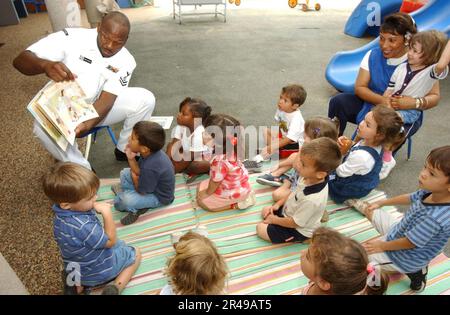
[166,232,228,295]
[310,227,389,295]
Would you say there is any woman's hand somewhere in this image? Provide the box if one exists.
[380,96,393,108]
[390,95,415,110]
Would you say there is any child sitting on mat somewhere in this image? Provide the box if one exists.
[359,146,450,292]
[256,138,341,244]
[329,106,405,210]
[112,121,175,225]
[43,162,141,295]
[196,114,256,212]
[257,116,345,207]
[244,84,307,172]
[166,97,213,177]
[160,231,228,295]
[301,227,389,295]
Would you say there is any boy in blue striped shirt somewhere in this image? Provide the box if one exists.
[357,146,450,292]
[43,162,141,294]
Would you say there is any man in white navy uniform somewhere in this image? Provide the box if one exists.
[13,12,155,169]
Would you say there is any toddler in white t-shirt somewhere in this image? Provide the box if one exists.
[246,84,307,171]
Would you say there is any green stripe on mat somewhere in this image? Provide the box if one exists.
[96,172,449,295]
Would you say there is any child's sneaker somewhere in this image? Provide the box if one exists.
[406,266,428,292]
[237,191,256,209]
[111,183,122,195]
[253,154,265,164]
[120,208,148,225]
[256,174,289,187]
[379,158,396,180]
[243,160,262,173]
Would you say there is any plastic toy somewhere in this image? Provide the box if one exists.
[288,0,321,12]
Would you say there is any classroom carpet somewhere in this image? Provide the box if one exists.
[97,169,450,295]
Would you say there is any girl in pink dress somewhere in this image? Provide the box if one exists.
[196,114,256,212]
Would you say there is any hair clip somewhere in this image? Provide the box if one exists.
[366,263,375,275]
[314,127,321,135]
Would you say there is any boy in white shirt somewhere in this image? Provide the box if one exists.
[246,84,307,172]
[256,138,342,243]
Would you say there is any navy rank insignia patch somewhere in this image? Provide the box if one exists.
[119,72,131,86]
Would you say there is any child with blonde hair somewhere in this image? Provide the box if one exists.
[43,162,141,295]
[196,114,256,212]
[329,106,405,209]
[380,31,449,178]
[301,227,389,295]
[160,231,228,295]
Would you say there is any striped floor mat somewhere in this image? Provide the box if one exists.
[97,171,449,295]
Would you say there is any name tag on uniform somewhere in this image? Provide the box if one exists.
[79,55,92,64]
[106,65,119,73]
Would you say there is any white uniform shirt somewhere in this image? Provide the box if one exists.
[274,109,305,145]
[171,124,208,153]
[336,141,382,177]
[27,28,136,103]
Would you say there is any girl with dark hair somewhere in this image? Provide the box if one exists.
[167,97,212,175]
[196,114,256,212]
[301,227,389,295]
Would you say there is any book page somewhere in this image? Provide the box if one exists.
[149,116,174,129]
[28,99,69,151]
[29,81,99,146]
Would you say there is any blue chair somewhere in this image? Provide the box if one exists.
[23,0,45,13]
[80,126,118,159]
[351,112,423,160]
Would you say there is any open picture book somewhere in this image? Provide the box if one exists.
[27,80,98,151]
